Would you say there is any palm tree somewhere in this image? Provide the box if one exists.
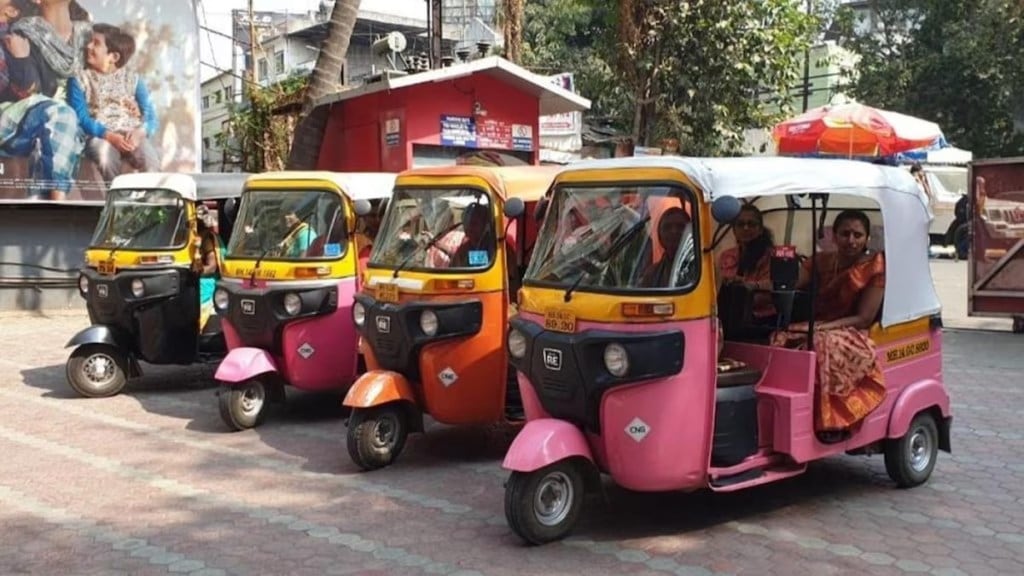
[287,0,363,169]
[503,0,526,63]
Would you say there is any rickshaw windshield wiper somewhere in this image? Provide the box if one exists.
[105,220,163,259]
[392,219,465,278]
[250,245,275,284]
[563,215,650,302]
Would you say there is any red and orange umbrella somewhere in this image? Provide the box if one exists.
[772,102,943,157]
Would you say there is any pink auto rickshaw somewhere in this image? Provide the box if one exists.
[501,156,952,544]
[212,171,394,430]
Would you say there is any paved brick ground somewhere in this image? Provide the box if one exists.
[0,313,1021,576]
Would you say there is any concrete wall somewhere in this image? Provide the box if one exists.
[0,206,99,312]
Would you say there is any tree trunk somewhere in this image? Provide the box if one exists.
[287,0,362,170]
[503,0,525,63]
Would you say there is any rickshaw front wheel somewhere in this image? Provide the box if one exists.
[218,380,268,431]
[884,412,939,488]
[346,404,409,471]
[504,460,585,546]
[66,344,128,398]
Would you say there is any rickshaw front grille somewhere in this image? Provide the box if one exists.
[541,377,573,400]
[375,336,399,355]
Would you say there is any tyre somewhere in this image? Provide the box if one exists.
[504,460,586,545]
[218,380,268,431]
[346,404,409,471]
[66,344,128,398]
[1012,316,1024,334]
[885,412,939,488]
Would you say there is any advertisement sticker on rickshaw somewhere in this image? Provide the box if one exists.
[97,257,117,276]
[376,282,400,303]
[544,308,576,333]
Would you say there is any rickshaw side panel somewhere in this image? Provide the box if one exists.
[278,278,360,391]
[418,290,507,424]
[502,418,594,473]
[594,317,717,493]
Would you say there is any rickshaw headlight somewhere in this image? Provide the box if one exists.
[508,329,527,359]
[419,309,439,337]
[213,288,229,312]
[353,302,366,327]
[603,343,629,377]
[78,275,88,294]
[130,278,144,298]
[283,292,302,316]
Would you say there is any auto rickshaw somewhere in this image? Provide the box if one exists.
[500,156,952,544]
[212,171,395,430]
[343,165,560,470]
[67,172,249,398]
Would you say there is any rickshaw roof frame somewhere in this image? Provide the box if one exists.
[245,170,396,202]
[109,172,253,202]
[549,155,941,328]
[395,165,561,203]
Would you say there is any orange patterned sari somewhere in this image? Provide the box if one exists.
[771,251,887,432]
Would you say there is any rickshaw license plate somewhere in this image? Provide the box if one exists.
[376,283,399,303]
[544,309,576,333]
[97,259,116,275]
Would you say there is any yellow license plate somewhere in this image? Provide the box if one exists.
[97,259,116,275]
[544,309,576,333]
[376,282,399,303]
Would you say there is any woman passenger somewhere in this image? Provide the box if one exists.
[718,204,776,323]
[638,207,690,287]
[772,209,887,442]
[195,205,224,332]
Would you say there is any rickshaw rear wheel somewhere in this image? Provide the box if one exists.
[218,380,268,431]
[505,460,585,545]
[884,412,939,488]
[66,344,128,398]
[347,404,409,471]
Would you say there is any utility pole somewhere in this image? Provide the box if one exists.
[247,0,257,88]
[802,0,813,112]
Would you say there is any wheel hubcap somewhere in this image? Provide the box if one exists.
[83,353,116,385]
[534,471,574,527]
[909,427,933,472]
[238,383,265,417]
[371,413,399,450]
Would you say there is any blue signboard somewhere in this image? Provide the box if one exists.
[440,115,477,147]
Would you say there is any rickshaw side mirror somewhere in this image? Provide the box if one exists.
[503,197,525,219]
[353,199,373,217]
[223,198,239,223]
[534,197,549,223]
[769,245,800,329]
[711,195,742,223]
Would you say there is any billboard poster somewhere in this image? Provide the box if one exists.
[0,0,200,204]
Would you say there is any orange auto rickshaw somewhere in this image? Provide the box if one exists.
[343,165,560,470]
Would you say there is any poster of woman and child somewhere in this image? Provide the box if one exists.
[0,0,199,203]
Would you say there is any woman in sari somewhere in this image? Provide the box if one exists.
[195,205,224,332]
[772,209,887,442]
[717,204,776,323]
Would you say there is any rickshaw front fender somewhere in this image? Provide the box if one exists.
[888,378,952,451]
[502,418,594,473]
[343,370,417,409]
[65,324,123,349]
[215,347,278,384]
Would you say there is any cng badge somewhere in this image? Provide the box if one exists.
[625,417,650,443]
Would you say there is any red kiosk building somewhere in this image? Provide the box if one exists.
[312,56,591,171]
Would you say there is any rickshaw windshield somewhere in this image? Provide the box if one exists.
[369,187,496,272]
[525,184,699,291]
[225,189,345,261]
[89,188,188,250]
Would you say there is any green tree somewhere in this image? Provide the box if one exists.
[522,0,817,155]
[834,0,1024,157]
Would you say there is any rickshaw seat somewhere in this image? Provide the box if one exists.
[716,358,763,388]
[307,236,326,257]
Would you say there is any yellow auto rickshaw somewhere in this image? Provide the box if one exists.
[67,172,249,397]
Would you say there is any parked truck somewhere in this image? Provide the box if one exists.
[967,157,1024,333]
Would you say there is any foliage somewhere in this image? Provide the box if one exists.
[220,76,308,173]
[833,0,1024,157]
[522,0,817,155]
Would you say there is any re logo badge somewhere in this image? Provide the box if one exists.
[542,348,562,371]
[376,316,391,334]
[241,299,255,315]
[96,284,108,298]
